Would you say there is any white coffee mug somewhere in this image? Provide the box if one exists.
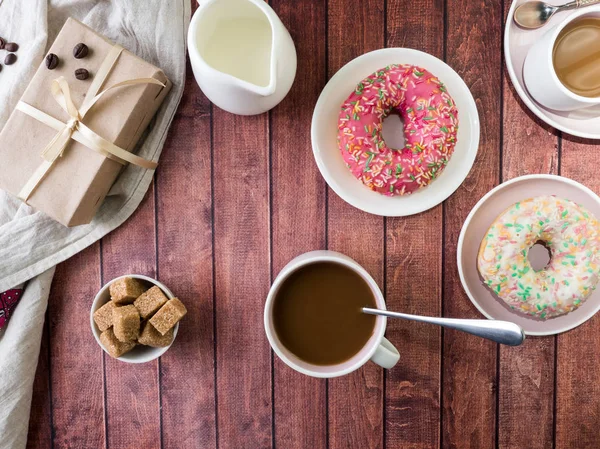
[264,250,400,378]
[523,7,600,112]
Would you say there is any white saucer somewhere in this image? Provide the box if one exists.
[505,0,600,139]
[311,48,480,217]
[458,175,600,336]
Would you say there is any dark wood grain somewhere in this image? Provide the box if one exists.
[327,2,385,448]
[26,317,52,449]
[443,0,502,447]
[385,1,443,448]
[101,185,160,449]
[156,59,217,447]
[556,137,600,449]
[212,111,271,447]
[49,245,105,449]
[270,0,328,448]
[497,4,559,448]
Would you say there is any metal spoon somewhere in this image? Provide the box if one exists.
[514,0,600,29]
[362,308,525,346]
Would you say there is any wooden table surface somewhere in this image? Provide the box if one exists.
[26,0,600,448]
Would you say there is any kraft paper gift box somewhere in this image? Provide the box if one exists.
[0,18,171,226]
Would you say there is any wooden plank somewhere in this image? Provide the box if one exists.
[326,204,385,449]
[27,317,52,449]
[212,106,271,446]
[50,245,105,449]
[156,57,217,447]
[101,184,160,449]
[327,1,384,447]
[384,1,443,448]
[442,0,502,447]
[270,0,327,448]
[497,4,558,448]
[556,137,600,448]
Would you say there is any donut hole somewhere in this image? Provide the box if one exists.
[528,241,551,271]
[381,112,406,150]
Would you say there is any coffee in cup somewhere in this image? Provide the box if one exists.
[553,17,600,98]
[272,261,377,365]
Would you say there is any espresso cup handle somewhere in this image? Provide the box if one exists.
[370,337,400,369]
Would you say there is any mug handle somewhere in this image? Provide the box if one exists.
[370,337,400,369]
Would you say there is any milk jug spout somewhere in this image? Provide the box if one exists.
[257,67,277,98]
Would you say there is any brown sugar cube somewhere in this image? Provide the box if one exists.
[99,328,136,358]
[134,286,169,319]
[149,298,187,335]
[93,300,117,332]
[109,277,146,305]
[138,322,174,347]
[112,305,140,342]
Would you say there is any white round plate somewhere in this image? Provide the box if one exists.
[505,0,600,139]
[311,48,480,217]
[458,175,600,336]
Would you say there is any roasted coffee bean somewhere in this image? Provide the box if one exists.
[45,53,59,70]
[0,38,5,50]
[75,68,89,80]
[5,42,18,52]
[73,43,88,59]
[4,53,16,65]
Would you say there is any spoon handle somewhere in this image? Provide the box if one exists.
[563,0,600,9]
[362,308,525,346]
[576,0,600,7]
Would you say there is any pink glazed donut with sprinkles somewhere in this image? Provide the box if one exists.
[337,64,459,196]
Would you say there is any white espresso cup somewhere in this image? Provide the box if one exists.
[264,250,400,378]
[523,7,600,112]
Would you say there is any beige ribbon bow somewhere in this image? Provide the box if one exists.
[15,47,165,203]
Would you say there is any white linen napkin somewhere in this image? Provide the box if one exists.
[0,1,190,447]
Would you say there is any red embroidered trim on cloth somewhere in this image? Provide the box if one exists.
[0,289,23,330]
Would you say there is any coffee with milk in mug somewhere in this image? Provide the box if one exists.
[553,17,600,98]
[272,261,377,366]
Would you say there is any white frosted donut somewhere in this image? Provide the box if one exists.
[478,196,600,319]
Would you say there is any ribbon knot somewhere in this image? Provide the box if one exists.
[14,45,166,203]
[40,77,99,163]
[66,118,79,132]
[45,116,79,161]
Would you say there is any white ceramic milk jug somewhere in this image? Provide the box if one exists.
[188,0,297,115]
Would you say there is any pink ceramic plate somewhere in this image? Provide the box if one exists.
[458,175,600,336]
[505,0,600,139]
